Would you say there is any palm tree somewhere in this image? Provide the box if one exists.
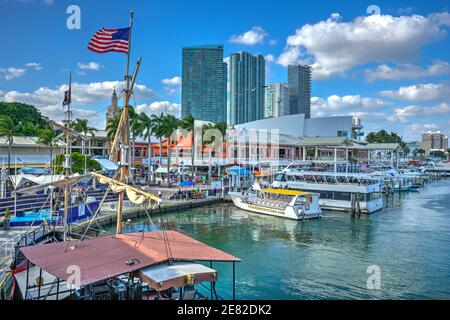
[150,113,166,168]
[106,116,120,140]
[0,115,22,172]
[160,114,180,184]
[37,128,58,174]
[139,113,155,181]
[22,121,39,137]
[179,114,196,179]
[72,118,96,155]
[128,106,145,170]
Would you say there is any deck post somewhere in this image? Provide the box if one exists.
[210,261,213,300]
[232,261,236,300]
[37,267,43,300]
[56,278,60,300]
[25,259,30,299]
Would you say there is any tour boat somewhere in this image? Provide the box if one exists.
[272,170,383,213]
[229,183,322,220]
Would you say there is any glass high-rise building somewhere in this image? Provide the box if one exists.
[288,64,311,119]
[227,51,265,126]
[181,45,227,123]
[264,83,289,118]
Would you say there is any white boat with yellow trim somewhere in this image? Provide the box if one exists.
[228,184,322,220]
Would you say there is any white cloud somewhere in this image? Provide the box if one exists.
[1,80,155,128]
[230,26,267,45]
[365,60,450,82]
[380,83,450,102]
[77,62,103,71]
[387,102,450,122]
[135,101,181,117]
[162,76,181,86]
[276,12,450,78]
[0,67,26,80]
[25,62,43,70]
[311,95,389,117]
[264,54,275,62]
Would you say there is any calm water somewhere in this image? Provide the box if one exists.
[111,180,450,299]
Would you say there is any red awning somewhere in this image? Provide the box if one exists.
[20,230,240,287]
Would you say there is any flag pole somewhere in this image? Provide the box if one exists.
[116,10,134,235]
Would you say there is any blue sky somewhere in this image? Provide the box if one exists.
[0,0,449,141]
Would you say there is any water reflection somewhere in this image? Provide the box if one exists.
[108,180,450,299]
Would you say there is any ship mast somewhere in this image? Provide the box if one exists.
[63,73,72,241]
[115,10,136,235]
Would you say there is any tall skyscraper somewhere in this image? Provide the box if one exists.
[421,131,449,155]
[288,64,311,119]
[181,45,227,123]
[227,51,265,126]
[264,83,289,118]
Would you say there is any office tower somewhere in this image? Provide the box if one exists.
[421,131,449,155]
[227,51,265,126]
[181,45,227,123]
[264,83,289,118]
[288,64,311,119]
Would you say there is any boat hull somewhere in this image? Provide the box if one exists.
[229,195,321,220]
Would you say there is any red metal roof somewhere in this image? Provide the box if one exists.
[20,230,240,287]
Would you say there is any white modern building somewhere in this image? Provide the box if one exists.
[234,114,363,140]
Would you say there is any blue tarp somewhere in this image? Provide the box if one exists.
[226,166,252,176]
[178,180,195,187]
[92,157,119,171]
[19,167,48,175]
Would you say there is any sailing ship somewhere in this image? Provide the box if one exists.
[1,11,240,301]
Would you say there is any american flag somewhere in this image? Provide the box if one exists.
[87,27,130,54]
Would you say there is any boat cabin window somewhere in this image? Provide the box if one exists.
[304,175,315,183]
[325,176,337,184]
[275,173,286,182]
[316,175,327,183]
[336,176,348,184]
[286,175,296,182]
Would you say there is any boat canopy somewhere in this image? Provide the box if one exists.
[136,261,217,292]
[20,230,241,288]
[262,189,311,196]
[226,166,252,176]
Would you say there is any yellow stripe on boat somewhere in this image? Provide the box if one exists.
[262,189,311,196]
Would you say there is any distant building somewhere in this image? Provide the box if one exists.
[227,51,265,126]
[181,45,227,123]
[421,131,449,155]
[105,89,121,128]
[264,83,289,118]
[288,64,311,119]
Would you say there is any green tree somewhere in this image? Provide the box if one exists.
[53,152,101,174]
[106,116,120,140]
[150,113,166,167]
[179,114,196,178]
[37,128,59,174]
[22,121,39,136]
[0,115,23,172]
[366,130,409,153]
[0,102,49,130]
[139,113,155,180]
[160,114,180,183]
